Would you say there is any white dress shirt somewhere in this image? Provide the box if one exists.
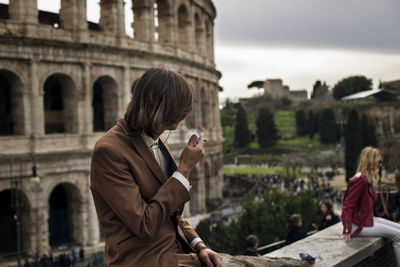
[140,133,204,249]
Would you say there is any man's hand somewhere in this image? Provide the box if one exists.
[198,248,222,267]
[342,233,351,242]
[177,134,205,178]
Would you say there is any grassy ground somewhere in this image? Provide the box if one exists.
[223,166,310,178]
[274,110,296,139]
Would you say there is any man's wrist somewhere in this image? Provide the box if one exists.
[194,242,208,254]
[177,165,190,178]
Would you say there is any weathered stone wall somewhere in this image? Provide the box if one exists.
[266,223,396,266]
[0,0,223,258]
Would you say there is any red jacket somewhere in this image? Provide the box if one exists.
[342,172,378,237]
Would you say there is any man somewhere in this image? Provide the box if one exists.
[90,67,222,267]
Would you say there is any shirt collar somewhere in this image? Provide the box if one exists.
[141,132,159,149]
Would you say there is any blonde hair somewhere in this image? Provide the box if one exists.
[356,146,381,186]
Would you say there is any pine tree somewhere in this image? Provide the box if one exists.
[295,110,307,136]
[234,103,250,148]
[319,108,340,144]
[256,107,278,148]
[361,114,378,148]
[344,110,362,182]
[307,110,318,139]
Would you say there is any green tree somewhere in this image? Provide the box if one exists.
[345,110,362,182]
[256,107,278,148]
[319,108,340,144]
[311,80,322,99]
[220,98,237,127]
[234,103,251,148]
[307,110,318,139]
[279,96,292,107]
[332,76,372,100]
[196,190,320,255]
[295,110,307,136]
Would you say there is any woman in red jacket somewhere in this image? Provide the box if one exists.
[342,147,400,266]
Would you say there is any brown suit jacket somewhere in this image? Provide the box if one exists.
[90,119,200,266]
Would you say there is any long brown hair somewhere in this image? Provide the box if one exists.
[356,146,381,186]
[124,67,192,139]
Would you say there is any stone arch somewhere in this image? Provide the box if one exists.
[194,12,205,56]
[92,75,119,132]
[189,167,202,215]
[204,161,212,210]
[205,18,212,59]
[43,73,78,134]
[200,87,208,129]
[177,4,190,50]
[0,188,32,255]
[37,0,61,28]
[0,69,25,136]
[48,182,82,247]
[155,0,172,43]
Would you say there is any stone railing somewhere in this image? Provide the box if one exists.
[265,223,395,266]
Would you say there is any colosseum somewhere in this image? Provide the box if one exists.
[0,0,223,261]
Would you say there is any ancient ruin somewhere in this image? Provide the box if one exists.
[0,0,223,257]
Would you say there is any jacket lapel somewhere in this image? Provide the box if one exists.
[158,138,177,176]
[117,119,167,185]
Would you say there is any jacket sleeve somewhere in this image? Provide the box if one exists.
[177,217,201,247]
[342,177,364,234]
[90,144,191,240]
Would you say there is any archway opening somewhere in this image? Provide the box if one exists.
[177,5,190,50]
[194,13,205,56]
[48,183,81,247]
[0,189,31,256]
[155,0,171,43]
[0,70,25,136]
[43,74,77,134]
[201,88,208,129]
[92,76,118,132]
[204,163,212,211]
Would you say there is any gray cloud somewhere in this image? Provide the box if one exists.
[214,0,400,53]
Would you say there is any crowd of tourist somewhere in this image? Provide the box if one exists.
[23,248,84,267]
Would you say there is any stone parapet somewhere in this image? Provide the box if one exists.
[221,254,309,267]
[266,223,395,266]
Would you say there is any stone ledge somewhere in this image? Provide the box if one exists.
[221,254,310,267]
[265,223,389,266]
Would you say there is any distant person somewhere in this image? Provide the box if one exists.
[312,201,340,231]
[342,147,400,266]
[286,214,307,245]
[79,247,85,262]
[240,235,261,256]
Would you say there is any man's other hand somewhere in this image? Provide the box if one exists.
[198,248,222,267]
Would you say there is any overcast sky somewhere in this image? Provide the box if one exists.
[213,0,400,101]
[2,0,399,101]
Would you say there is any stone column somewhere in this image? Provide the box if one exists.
[156,2,173,44]
[121,66,130,116]
[60,0,87,31]
[9,0,38,24]
[132,0,155,42]
[87,190,100,246]
[99,0,126,37]
[82,63,92,135]
[29,60,44,136]
[34,185,50,254]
